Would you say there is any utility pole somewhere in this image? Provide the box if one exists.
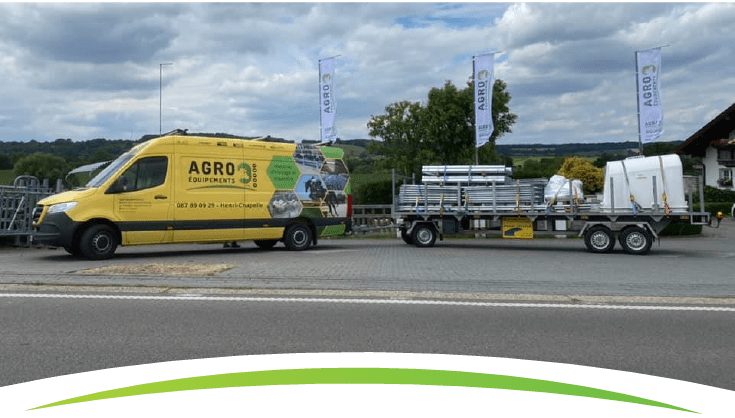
[159,63,173,135]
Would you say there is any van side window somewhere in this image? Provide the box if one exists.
[117,157,168,192]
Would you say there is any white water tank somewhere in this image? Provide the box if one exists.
[600,154,687,212]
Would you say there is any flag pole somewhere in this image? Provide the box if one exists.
[473,56,478,165]
[318,58,323,143]
[634,50,642,155]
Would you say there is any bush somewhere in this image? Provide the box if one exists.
[693,202,734,216]
[354,179,404,205]
[659,223,703,236]
[703,186,735,202]
[13,153,69,185]
[557,157,604,194]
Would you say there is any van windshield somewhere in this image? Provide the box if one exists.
[85,148,139,188]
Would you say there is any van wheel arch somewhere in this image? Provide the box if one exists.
[78,221,120,260]
[283,220,316,251]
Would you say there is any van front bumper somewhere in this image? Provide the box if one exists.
[34,213,79,249]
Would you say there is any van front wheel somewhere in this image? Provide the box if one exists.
[80,224,118,260]
[284,224,312,251]
[254,239,278,249]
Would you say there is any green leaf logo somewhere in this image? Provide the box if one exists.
[238,162,252,184]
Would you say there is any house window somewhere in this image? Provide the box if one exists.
[718,148,734,160]
[718,168,733,188]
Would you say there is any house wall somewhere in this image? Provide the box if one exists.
[704,147,720,187]
[705,143,734,189]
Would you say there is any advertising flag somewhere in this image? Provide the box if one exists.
[474,53,495,148]
[636,48,663,143]
[319,58,336,143]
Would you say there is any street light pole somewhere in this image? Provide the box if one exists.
[159,63,173,135]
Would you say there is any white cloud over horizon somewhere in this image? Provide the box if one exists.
[0,2,733,145]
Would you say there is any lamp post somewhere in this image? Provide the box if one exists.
[159,63,173,135]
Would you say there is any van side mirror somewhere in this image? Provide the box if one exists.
[106,176,128,194]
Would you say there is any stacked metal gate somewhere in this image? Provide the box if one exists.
[396,165,548,214]
[0,176,56,246]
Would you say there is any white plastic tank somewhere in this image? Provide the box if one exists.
[600,154,687,212]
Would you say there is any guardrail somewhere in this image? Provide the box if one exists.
[0,177,57,246]
[350,204,396,235]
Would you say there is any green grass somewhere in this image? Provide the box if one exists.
[338,144,369,158]
[0,169,15,185]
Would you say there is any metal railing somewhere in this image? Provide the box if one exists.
[350,204,395,235]
[0,177,57,246]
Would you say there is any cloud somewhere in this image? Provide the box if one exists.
[0,2,734,147]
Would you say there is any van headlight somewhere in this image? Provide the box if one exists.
[47,202,78,214]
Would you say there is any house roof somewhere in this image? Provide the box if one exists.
[676,102,735,157]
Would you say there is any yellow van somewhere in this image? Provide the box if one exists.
[32,131,352,259]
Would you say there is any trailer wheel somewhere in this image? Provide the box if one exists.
[412,224,437,248]
[620,227,653,255]
[284,224,312,251]
[79,224,118,260]
[584,226,615,253]
[254,239,278,249]
[400,228,413,245]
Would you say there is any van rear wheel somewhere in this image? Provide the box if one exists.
[79,224,118,260]
[284,224,312,251]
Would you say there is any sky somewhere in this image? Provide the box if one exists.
[0,2,734,146]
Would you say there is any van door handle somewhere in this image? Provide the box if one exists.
[155,195,168,200]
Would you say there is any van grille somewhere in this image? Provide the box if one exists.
[32,205,44,223]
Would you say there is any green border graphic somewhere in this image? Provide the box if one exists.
[30,368,696,413]
[0,353,735,418]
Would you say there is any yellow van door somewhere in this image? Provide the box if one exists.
[111,156,173,245]
[172,140,246,243]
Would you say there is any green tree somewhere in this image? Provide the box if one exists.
[13,153,69,184]
[367,100,430,177]
[0,154,13,170]
[368,78,516,176]
[557,157,604,194]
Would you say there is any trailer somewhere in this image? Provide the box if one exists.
[395,154,710,255]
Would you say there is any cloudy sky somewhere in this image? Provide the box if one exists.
[1,2,734,145]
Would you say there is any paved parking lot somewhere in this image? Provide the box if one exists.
[1,220,734,300]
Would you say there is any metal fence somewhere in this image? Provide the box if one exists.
[0,177,57,246]
[350,204,395,235]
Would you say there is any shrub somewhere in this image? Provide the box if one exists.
[659,223,703,236]
[703,186,735,202]
[693,202,734,216]
[354,179,404,205]
[557,157,604,194]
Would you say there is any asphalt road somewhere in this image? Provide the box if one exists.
[1,293,734,389]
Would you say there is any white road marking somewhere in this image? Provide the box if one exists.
[1,293,734,311]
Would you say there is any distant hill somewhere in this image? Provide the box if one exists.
[338,139,685,157]
[494,141,683,156]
